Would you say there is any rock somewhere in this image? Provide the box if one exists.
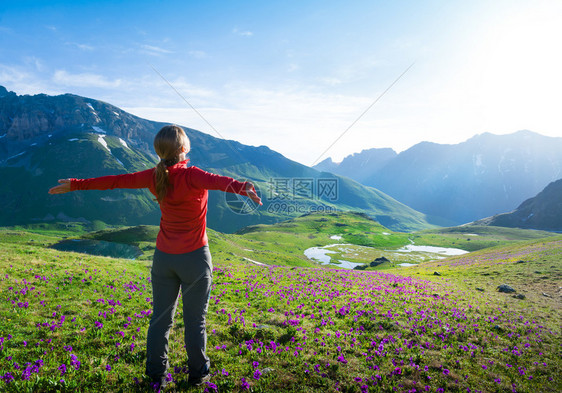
[497,284,516,293]
[475,287,485,292]
[370,257,390,267]
[515,260,525,264]
[513,294,525,300]
[542,292,551,298]
[433,272,441,276]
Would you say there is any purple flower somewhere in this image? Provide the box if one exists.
[58,364,67,376]
[204,381,218,391]
[241,377,250,390]
[253,369,262,380]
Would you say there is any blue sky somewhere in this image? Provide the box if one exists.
[1,0,561,165]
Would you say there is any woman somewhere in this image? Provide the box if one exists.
[49,125,261,388]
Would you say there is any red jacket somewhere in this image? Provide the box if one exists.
[71,160,249,254]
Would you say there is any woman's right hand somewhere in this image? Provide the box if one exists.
[49,179,72,194]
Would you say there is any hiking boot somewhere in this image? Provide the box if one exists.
[188,373,211,386]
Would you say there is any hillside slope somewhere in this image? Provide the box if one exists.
[476,178,562,231]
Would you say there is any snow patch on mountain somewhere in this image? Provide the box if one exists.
[86,103,101,123]
[118,138,130,149]
[92,126,106,134]
[97,135,110,152]
[97,135,125,168]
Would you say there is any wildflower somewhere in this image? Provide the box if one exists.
[241,377,250,390]
[58,364,67,376]
[204,381,218,391]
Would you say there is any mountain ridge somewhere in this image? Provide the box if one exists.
[0,86,435,232]
[315,130,562,224]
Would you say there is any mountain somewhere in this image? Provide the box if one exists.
[314,148,397,184]
[0,86,436,233]
[317,131,562,225]
[476,178,562,231]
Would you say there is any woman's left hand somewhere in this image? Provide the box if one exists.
[49,179,72,194]
[245,182,262,205]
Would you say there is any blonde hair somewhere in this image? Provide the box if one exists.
[153,125,190,202]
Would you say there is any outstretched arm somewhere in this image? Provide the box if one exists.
[48,170,154,195]
[49,179,72,194]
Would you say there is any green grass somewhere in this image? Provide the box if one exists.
[1,213,561,392]
[411,225,558,252]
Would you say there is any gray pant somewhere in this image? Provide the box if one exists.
[145,245,212,380]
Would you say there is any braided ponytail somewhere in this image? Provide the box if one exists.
[153,125,190,202]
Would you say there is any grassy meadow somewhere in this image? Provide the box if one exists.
[0,212,560,392]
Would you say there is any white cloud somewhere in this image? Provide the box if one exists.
[23,56,45,72]
[53,70,122,88]
[318,77,342,87]
[140,44,174,56]
[188,50,208,59]
[287,63,299,72]
[74,43,95,51]
[125,83,380,165]
[233,27,253,37]
[0,64,32,84]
